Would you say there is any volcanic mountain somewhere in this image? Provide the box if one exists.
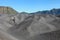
[0,6,60,40]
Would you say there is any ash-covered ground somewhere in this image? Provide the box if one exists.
[0,13,60,40]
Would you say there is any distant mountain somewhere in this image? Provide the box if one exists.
[0,6,59,16]
[32,8,60,16]
[0,6,18,14]
[20,12,29,14]
[0,6,60,15]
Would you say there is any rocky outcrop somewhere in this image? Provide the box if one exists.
[0,6,18,14]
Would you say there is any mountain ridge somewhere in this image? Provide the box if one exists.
[0,6,18,14]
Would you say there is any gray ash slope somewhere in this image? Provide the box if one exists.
[8,13,60,40]
[0,6,19,40]
[0,14,19,40]
[0,7,60,40]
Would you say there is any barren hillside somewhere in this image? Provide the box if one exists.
[0,6,18,14]
[0,7,60,40]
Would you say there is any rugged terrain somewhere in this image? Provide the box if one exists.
[0,6,60,40]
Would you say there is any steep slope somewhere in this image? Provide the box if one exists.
[0,14,14,31]
[0,6,18,14]
[8,13,60,40]
[0,14,20,40]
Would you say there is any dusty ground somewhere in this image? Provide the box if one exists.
[0,29,18,40]
[0,14,60,40]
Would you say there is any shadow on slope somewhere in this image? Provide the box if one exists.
[8,15,34,39]
[28,30,60,40]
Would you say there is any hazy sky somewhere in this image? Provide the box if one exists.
[0,0,60,13]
